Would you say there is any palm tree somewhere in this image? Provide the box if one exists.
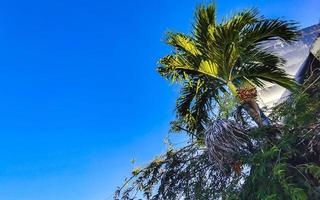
[158,3,299,134]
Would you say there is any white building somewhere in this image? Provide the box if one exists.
[257,24,320,109]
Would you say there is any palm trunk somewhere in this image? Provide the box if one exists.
[242,100,264,126]
[227,82,269,127]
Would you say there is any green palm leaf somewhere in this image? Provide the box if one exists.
[157,2,300,133]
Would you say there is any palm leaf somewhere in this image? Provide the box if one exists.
[237,63,297,90]
[158,54,224,83]
[166,32,201,56]
[241,18,300,46]
[175,77,223,135]
[157,2,300,134]
[193,4,216,46]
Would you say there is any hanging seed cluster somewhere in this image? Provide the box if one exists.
[205,120,251,171]
[237,87,257,102]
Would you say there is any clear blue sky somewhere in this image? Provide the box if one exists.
[0,0,318,199]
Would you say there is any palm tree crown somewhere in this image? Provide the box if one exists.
[158,3,299,136]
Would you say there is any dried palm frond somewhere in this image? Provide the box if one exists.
[205,119,252,171]
[308,124,320,155]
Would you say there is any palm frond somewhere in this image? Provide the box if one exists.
[158,54,224,83]
[205,119,252,170]
[206,9,260,80]
[237,63,297,90]
[157,2,300,135]
[222,8,260,33]
[166,32,201,56]
[243,47,286,67]
[193,3,216,46]
[175,77,222,136]
[241,18,300,46]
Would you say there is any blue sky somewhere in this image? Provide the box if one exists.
[0,0,319,199]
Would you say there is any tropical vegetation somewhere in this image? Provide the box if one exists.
[114,2,320,200]
[158,3,298,128]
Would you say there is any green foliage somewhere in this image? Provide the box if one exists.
[158,1,299,136]
[114,143,231,200]
[115,82,320,199]
[114,2,319,200]
[301,164,320,180]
